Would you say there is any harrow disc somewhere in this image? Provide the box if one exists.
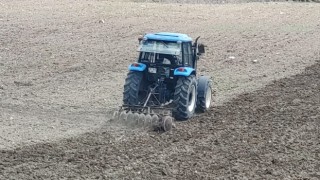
[119,111,127,121]
[126,111,133,121]
[161,116,173,132]
[139,114,146,126]
[145,114,152,127]
[151,114,160,127]
[112,111,119,121]
[133,113,140,120]
[132,113,140,127]
[126,111,134,124]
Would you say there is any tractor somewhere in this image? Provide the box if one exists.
[112,32,213,131]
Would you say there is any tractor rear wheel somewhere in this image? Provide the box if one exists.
[123,71,144,105]
[173,75,197,121]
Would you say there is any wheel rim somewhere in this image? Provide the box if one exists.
[205,87,212,109]
[188,85,196,112]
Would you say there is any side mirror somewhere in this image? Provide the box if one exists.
[138,36,143,43]
[198,43,205,54]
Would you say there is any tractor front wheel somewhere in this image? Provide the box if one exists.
[196,76,213,113]
[173,75,197,121]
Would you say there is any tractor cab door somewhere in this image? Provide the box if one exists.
[182,42,194,68]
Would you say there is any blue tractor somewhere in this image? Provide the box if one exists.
[113,32,213,131]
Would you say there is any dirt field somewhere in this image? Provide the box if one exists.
[0,0,319,179]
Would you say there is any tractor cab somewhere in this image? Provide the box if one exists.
[130,32,205,82]
[136,32,204,69]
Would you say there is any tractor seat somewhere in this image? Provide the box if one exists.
[159,54,179,66]
[163,58,171,65]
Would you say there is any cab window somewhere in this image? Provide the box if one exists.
[183,43,193,67]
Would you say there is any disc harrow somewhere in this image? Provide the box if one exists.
[111,105,174,132]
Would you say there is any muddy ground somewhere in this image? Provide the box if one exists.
[0,0,319,179]
[1,57,319,180]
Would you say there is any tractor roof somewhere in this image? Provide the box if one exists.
[144,32,192,42]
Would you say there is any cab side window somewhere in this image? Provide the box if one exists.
[183,43,193,67]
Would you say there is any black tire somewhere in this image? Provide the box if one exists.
[196,76,213,113]
[123,71,144,106]
[173,75,197,121]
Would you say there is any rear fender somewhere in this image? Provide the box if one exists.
[128,63,146,72]
[173,67,195,77]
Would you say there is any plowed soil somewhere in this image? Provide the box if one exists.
[0,0,320,179]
